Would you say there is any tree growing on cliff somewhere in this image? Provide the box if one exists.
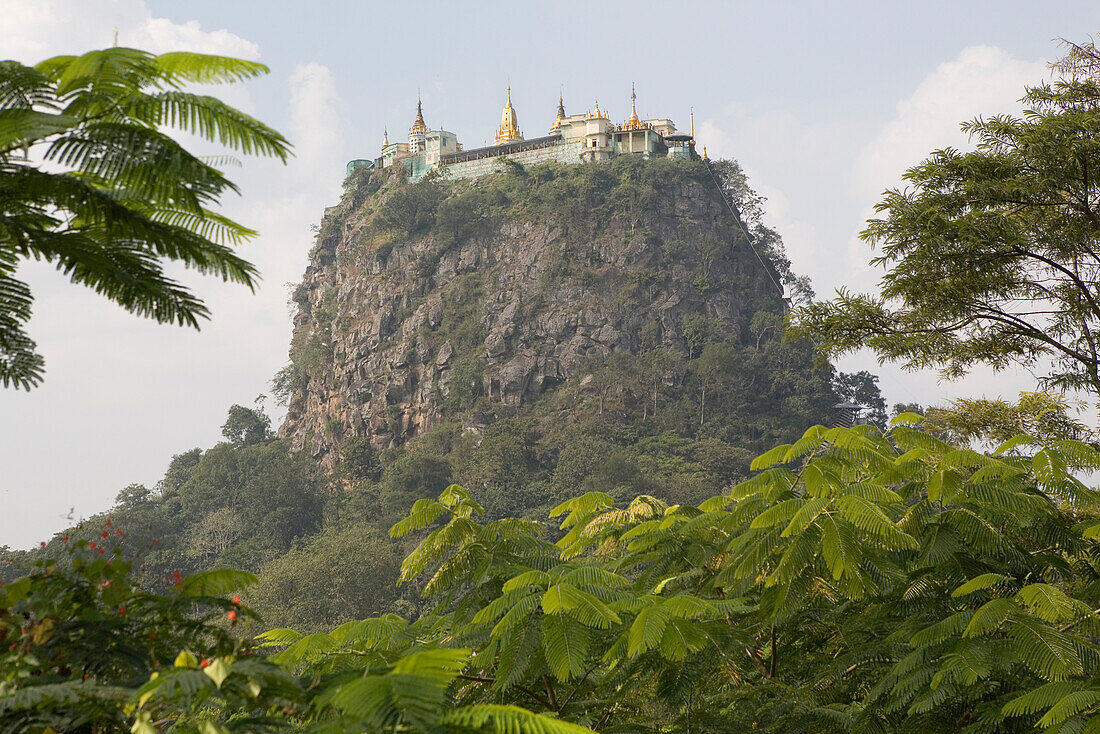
[220,403,273,447]
[0,47,290,389]
[792,68,1100,395]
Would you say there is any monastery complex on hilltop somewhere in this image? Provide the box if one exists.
[346,87,702,181]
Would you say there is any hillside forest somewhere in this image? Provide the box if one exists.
[3,40,1100,734]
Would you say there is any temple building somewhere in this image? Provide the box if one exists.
[347,86,698,181]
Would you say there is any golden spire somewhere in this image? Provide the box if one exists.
[551,91,566,130]
[689,107,695,139]
[626,82,641,128]
[410,97,428,134]
[495,85,523,145]
[382,128,389,148]
[701,146,708,160]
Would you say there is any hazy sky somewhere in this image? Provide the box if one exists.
[1,1,1097,549]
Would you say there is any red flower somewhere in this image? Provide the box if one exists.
[200,658,210,668]
[118,606,126,615]
[101,531,109,538]
[149,632,157,639]
[172,571,182,578]
[89,542,96,549]
[232,595,240,605]
[227,610,237,621]
[98,548,104,554]
[105,520,111,526]
[115,529,122,535]
[62,536,69,542]
[39,541,45,547]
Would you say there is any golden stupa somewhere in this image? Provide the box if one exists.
[495,86,523,145]
[410,98,428,134]
[550,94,566,131]
[623,83,643,129]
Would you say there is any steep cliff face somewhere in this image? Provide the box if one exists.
[279,157,788,469]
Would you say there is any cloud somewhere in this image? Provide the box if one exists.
[850,46,1047,263]
[0,0,258,61]
[288,63,347,169]
[137,18,259,58]
[232,61,347,285]
[698,46,1049,294]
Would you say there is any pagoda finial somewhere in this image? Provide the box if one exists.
[382,127,389,148]
[551,88,567,131]
[626,82,641,128]
[495,85,523,145]
[689,107,695,139]
[410,96,428,134]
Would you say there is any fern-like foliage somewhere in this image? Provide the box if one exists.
[0,47,290,389]
[10,424,1100,733]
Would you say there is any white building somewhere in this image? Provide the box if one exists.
[347,87,699,181]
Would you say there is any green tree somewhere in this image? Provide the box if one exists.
[832,370,888,428]
[113,482,152,510]
[158,447,202,493]
[373,175,445,237]
[341,435,383,482]
[1052,35,1100,78]
[0,47,290,389]
[247,523,404,633]
[0,550,262,733]
[10,421,1100,733]
[176,440,324,570]
[923,390,1097,448]
[383,423,1100,733]
[792,67,1100,395]
[695,341,740,426]
[1,545,591,734]
[220,403,273,447]
[892,401,923,417]
[378,451,452,528]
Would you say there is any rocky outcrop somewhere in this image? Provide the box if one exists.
[279,161,782,469]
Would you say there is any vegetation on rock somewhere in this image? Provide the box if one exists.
[277,155,867,532]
